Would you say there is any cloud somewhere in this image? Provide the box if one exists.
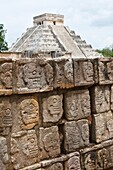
[0,0,113,49]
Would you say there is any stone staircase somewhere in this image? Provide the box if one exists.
[66,28,102,58]
[51,25,85,58]
[9,27,36,52]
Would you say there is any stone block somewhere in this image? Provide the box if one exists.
[64,155,81,170]
[81,140,113,170]
[73,59,95,87]
[12,96,39,133]
[91,85,110,113]
[11,130,38,169]
[54,58,74,89]
[98,58,113,84]
[39,126,60,160]
[111,85,113,111]
[0,97,12,136]
[15,58,53,94]
[91,111,113,143]
[42,163,63,170]
[64,120,89,152]
[42,94,63,123]
[0,137,9,170]
[64,89,91,120]
[0,59,13,95]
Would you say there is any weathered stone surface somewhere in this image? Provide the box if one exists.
[0,60,13,95]
[74,60,94,86]
[19,98,39,130]
[12,97,39,133]
[65,156,81,170]
[39,126,60,160]
[81,143,113,170]
[92,85,110,113]
[0,137,9,170]
[64,89,90,120]
[0,62,12,89]
[42,94,63,123]
[111,85,113,111]
[64,120,89,152]
[92,111,113,143]
[11,130,38,169]
[16,59,53,93]
[98,58,113,84]
[54,59,74,89]
[0,97,12,136]
[43,163,63,170]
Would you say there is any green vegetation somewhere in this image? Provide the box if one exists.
[97,47,113,57]
[0,24,8,51]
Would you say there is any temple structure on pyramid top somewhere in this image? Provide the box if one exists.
[9,13,102,58]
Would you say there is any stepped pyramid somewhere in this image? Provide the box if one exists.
[9,13,102,58]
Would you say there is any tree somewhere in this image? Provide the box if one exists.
[96,47,113,57]
[0,24,8,51]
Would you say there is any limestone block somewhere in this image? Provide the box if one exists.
[19,98,39,130]
[73,59,94,87]
[64,89,90,120]
[11,130,38,169]
[0,97,12,136]
[92,111,113,143]
[109,145,113,164]
[12,97,39,132]
[92,86,110,113]
[39,126,60,160]
[97,148,110,169]
[0,61,13,95]
[54,58,74,89]
[0,137,9,170]
[82,146,113,170]
[65,156,81,170]
[15,59,53,94]
[83,152,97,170]
[64,120,89,152]
[111,85,113,110]
[42,94,63,123]
[98,58,113,84]
[43,163,63,170]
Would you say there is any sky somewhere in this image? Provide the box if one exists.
[0,0,113,49]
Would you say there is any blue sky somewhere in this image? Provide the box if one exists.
[0,0,113,49]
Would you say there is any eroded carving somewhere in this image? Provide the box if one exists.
[11,130,38,169]
[82,61,94,82]
[97,148,110,169]
[0,98,12,135]
[92,112,113,143]
[39,126,60,159]
[44,163,63,170]
[84,152,97,170]
[0,137,9,169]
[64,120,89,152]
[42,95,63,122]
[99,60,113,84]
[74,60,94,86]
[0,63,12,89]
[64,59,73,83]
[64,90,90,120]
[19,98,39,129]
[65,156,81,170]
[55,59,74,88]
[78,120,89,145]
[23,62,46,89]
[17,61,53,92]
[92,86,110,113]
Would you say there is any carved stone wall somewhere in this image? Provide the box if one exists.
[1,54,113,169]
